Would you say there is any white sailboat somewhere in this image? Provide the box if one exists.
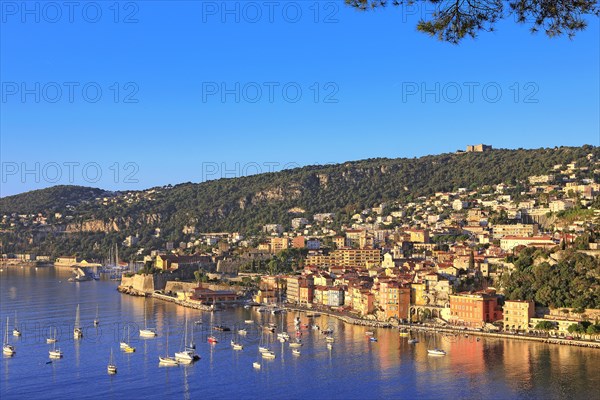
[12,311,21,337]
[158,329,178,366]
[261,350,276,359]
[140,299,157,338]
[427,330,446,356]
[73,304,83,339]
[231,330,244,351]
[46,327,58,344]
[120,326,136,352]
[175,319,199,363]
[49,329,63,358]
[94,305,100,326]
[107,348,117,374]
[3,317,15,356]
[258,329,270,353]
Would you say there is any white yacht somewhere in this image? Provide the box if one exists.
[140,300,157,338]
[427,348,447,356]
[107,348,117,374]
[73,304,83,339]
[175,319,199,363]
[3,317,15,356]
[12,312,21,337]
[158,329,178,366]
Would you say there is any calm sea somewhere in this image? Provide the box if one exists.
[1,267,599,400]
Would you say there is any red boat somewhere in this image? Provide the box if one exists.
[208,336,218,344]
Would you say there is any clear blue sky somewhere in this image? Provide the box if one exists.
[1,1,599,197]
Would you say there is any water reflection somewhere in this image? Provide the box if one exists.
[1,267,600,400]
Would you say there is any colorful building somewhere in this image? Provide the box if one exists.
[449,291,503,328]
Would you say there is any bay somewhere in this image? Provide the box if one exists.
[1,267,599,400]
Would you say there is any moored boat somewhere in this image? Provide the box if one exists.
[3,317,15,356]
[427,348,446,356]
[107,348,117,374]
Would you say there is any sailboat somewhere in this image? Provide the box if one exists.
[46,327,58,344]
[107,348,117,374]
[231,329,243,351]
[139,299,157,338]
[207,312,218,344]
[175,319,199,363]
[258,329,270,353]
[49,329,63,358]
[94,305,100,327]
[427,329,446,356]
[158,329,179,366]
[3,317,15,356]
[12,311,21,337]
[120,326,136,352]
[73,304,83,339]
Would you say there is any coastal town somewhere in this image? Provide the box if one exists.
[3,146,599,345]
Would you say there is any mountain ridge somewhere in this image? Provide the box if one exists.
[1,146,598,239]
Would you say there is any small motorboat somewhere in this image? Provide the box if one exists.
[244,320,254,324]
[327,343,333,350]
[238,329,248,336]
[253,361,261,369]
[208,336,218,344]
[292,349,301,356]
[231,340,244,350]
[369,337,378,342]
[159,356,179,366]
[194,321,203,326]
[261,350,276,359]
[213,325,230,332]
[427,348,446,356]
[408,338,419,344]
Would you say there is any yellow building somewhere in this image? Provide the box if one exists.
[407,229,430,244]
[503,300,535,331]
[410,283,427,306]
[270,237,290,253]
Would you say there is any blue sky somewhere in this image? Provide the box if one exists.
[1,1,599,197]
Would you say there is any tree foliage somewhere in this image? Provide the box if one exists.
[501,248,600,309]
[345,0,600,44]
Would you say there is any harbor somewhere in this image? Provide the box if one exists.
[2,267,600,400]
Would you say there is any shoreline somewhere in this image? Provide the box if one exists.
[116,286,600,350]
[285,305,600,349]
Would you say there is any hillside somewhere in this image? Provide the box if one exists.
[1,146,598,256]
[0,186,111,214]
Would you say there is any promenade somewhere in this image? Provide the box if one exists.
[285,305,600,349]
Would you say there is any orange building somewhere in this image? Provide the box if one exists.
[379,281,410,321]
[299,284,314,305]
[449,291,503,328]
[292,236,306,248]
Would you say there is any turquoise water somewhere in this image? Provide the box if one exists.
[1,267,599,400]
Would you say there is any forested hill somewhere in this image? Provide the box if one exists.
[1,146,598,236]
[0,186,110,214]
